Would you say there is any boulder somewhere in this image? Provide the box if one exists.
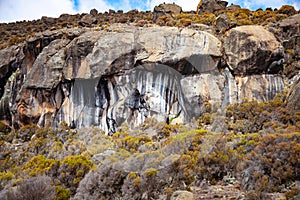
[90,8,98,16]
[273,14,300,58]
[153,3,182,22]
[287,79,300,111]
[224,25,284,75]
[41,16,56,25]
[215,13,232,32]
[276,14,300,38]
[226,4,241,11]
[197,0,228,14]
[79,14,97,27]
[171,190,194,200]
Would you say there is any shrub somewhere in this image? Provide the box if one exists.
[180,18,192,27]
[225,93,298,134]
[277,5,297,16]
[74,162,127,200]
[194,12,216,25]
[24,155,59,177]
[240,133,300,195]
[55,186,71,200]
[121,172,141,199]
[16,124,37,142]
[0,171,13,190]
[140,168,159,199]
[59,155,95,194]
[114,132,151,152]
[0,176,55,200]
[8,36,25,46]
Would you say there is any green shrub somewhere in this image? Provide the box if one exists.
[114,132,151,152]
[55,185,71,200]
[59,155,95,194]
[24,155,59,177]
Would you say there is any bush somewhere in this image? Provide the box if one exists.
[24,155,59,177]
[55,186,71,200]
[113,132,151,152]
[0,176,55,200]
[59,155,95,194]
[240,133,300,196]
[277,5,297,16]
[74,162,127,200]
[121,172,141,199]
[225,94,298,134]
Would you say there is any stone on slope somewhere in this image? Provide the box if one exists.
[197,0,228,14]
[153,3,182,22]
[287,79,300,111]
[171,190,194,200]
[224,25,284,75]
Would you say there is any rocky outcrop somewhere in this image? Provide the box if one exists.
[224,25,284,75]
[271,14,300,61]
[0,22,294,133]
[153,3,182,22]
[276,14,300,40]
[0,24,224,132]
[79,14,98,27]
[215,13,232,33]
[197,0,228,14]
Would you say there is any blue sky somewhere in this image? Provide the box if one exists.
[0,0,299,22]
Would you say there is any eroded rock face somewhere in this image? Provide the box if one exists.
[224,25,284,75]
[3,24,223,132]
[0,24,292,133]
[235,75,284,101]
[0,44,24,98]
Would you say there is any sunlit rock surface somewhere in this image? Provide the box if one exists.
[0,24,289,133]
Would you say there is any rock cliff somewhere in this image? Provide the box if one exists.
[0,7,299,134]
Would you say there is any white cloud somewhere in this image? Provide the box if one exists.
[0,0,75,22]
